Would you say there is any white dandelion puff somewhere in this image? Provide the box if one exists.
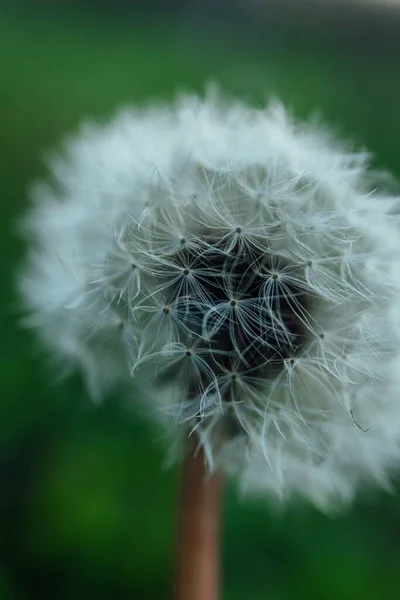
[18,89,400,512]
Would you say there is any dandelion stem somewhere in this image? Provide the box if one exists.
[174,436,223,600]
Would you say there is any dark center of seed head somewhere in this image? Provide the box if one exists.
[161,240,310,393]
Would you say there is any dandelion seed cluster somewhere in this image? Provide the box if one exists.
[20,90,400,510]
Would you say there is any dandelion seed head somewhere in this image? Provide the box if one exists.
[19,89,400,511]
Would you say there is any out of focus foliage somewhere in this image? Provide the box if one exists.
[1,3,400,599]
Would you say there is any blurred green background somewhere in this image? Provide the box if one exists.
[1,2,400,598]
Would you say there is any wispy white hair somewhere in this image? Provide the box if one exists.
[19,88,400,511]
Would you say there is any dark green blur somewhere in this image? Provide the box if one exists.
[1,3,400,598]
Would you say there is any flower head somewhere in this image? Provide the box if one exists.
[19,89,400,511]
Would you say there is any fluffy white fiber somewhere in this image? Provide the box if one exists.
[19,89,400,511]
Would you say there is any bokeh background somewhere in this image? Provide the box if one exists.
[1,1,400,598]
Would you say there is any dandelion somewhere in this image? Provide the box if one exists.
[19,89,400,598]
